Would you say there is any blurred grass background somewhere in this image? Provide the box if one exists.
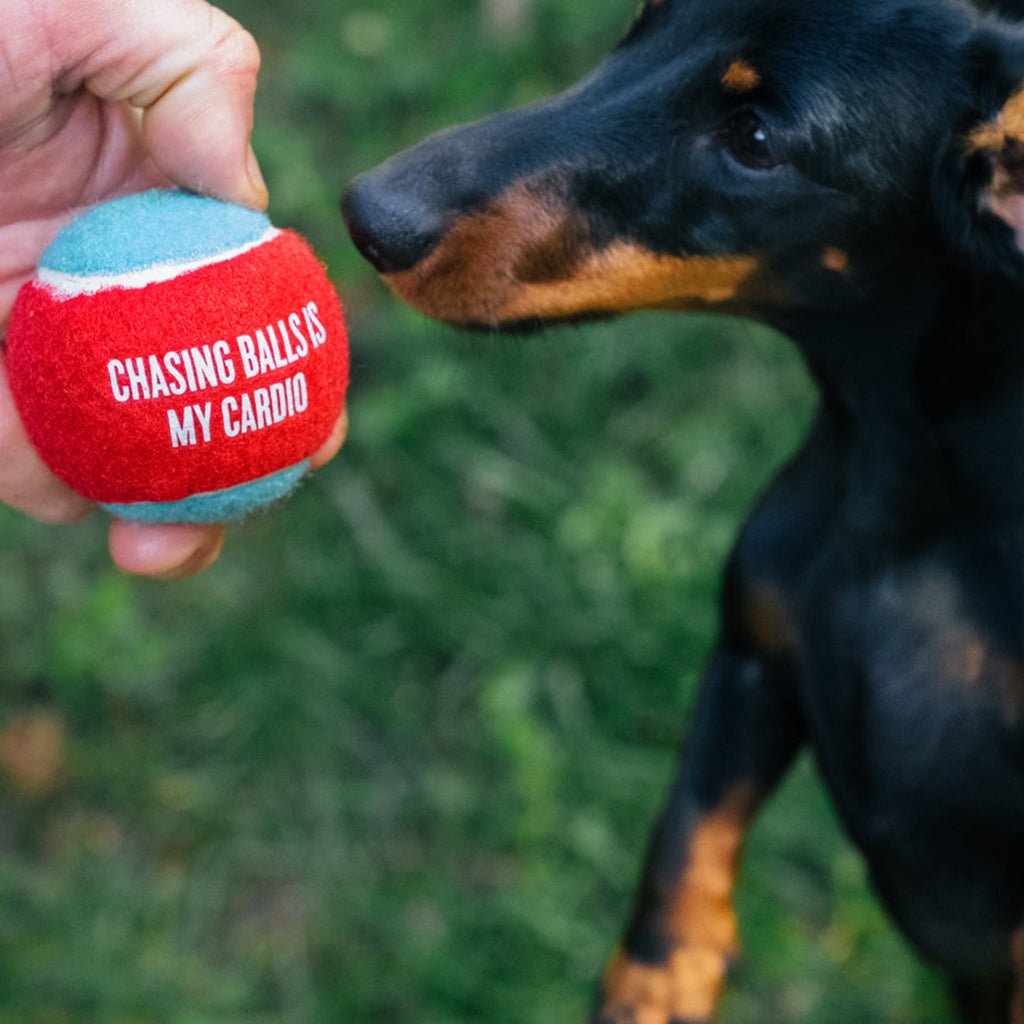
[0,0,955,1021]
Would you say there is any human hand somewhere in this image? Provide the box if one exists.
[0,0,347,577]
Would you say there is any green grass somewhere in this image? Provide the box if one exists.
[0,1,953,1021]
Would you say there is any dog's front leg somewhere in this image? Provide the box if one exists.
[592,649,804,1024]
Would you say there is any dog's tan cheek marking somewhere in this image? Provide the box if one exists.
[500,247,762,322]
[722,59,761,93]
[382,184,563,325]
[512,209,590,284]
[382,182,764,326]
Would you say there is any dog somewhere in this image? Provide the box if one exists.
[342,0,1024,1019]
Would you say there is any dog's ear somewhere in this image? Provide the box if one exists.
[936,22,1024,274]
[965,82,1024,251]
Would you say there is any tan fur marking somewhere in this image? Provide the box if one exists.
[966,88,1024,155]
[601,950,674,1024]
[821,246,850,273]
[743,582,798,657]
[662,805,744,1018]
[947,633,987,687]
[722,59,761,94]
[383,183,764,327]
[965,89,1024,243]
[600,786,754,1022]
[506,247,760,320]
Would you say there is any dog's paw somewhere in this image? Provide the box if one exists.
[589,945,729,1024]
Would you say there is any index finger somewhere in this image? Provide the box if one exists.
[51,0,267,209]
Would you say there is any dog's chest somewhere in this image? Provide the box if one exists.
[790,541,1024,968]
[799,536,1024,831]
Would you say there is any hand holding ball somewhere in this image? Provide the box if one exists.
[5,190,348,523]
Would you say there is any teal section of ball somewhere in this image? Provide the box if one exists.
[101,461,310,524]
[40,190,272,277]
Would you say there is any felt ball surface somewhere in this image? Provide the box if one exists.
[5,190,349,523]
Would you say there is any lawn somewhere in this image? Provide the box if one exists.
[0,0,952,1021]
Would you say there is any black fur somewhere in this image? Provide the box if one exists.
[343,1,1024,1019]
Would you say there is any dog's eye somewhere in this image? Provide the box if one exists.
[723,111,777,170]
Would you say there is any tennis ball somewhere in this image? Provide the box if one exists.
[5,189,349,523]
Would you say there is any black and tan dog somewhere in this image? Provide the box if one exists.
[343,0,1024,1019]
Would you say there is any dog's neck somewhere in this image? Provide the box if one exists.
[767,263,1024,539]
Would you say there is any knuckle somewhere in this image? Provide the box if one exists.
[208,15,261,80]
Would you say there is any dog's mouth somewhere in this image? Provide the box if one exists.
[345,176,768,330]
[380,232,763,329]
[441,309,617,335]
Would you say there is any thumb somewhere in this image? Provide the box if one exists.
[59,0,267,209]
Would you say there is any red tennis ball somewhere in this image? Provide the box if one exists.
[5,189,349,523]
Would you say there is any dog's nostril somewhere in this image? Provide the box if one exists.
[344,216,399,275]
[341,173,442,275]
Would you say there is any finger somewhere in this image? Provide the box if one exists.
[309,408,349,470]
[0,360,92,523]
[109,410,346,572]
[108,520,227,578]
[52,0,267,210]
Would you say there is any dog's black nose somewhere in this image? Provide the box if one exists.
[341,170,444,274]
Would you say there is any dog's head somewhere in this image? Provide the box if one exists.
[343,0,1024,332]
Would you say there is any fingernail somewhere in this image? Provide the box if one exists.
[155,528,227,580]
[245,143,269,208]
[112,522,228,579]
